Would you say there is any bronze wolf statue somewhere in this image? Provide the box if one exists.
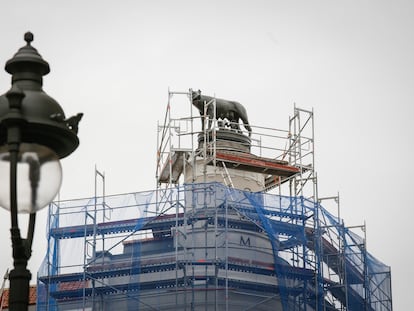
[191,90,252,137]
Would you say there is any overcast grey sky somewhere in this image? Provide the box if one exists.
[0,1,413,309]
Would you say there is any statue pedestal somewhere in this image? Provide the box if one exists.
[197,129,251,153]
[185,130,265,192]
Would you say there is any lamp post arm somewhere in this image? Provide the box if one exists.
[8,136,19,230]
[6,84,25,229]
[26,213,36,256]
[6,85,31,311]
[8,135,31,311]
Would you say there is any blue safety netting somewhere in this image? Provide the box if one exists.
[36,182,392,311]
[317,199,392,311]
[37,190,163,310]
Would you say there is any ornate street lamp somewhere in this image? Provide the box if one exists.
[0,32,82,311]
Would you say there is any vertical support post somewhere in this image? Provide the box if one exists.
[363,222,370,311]
[225,190,229,311]
[95,166,106,281]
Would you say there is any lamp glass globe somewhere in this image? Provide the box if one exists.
[0,143,62,213]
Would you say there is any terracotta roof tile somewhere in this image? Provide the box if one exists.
[59,280,88,291]
[1,286,37,309]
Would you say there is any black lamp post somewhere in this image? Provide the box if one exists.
[0,32,82,311]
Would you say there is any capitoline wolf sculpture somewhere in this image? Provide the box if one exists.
[191,89,252,137]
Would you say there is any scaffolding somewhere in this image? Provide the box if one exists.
[37,90,392,310]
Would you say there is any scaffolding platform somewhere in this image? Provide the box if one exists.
[213,151,299,177]
[158,149,301,186]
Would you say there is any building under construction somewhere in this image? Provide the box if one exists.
[36,90,392,310]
